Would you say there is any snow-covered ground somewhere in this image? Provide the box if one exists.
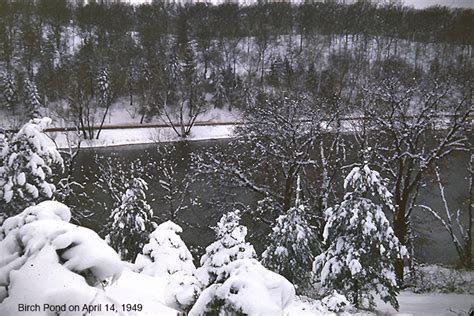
[10,98,241,148]
[49,123,236,148]
[0,98,242,148]
[376,291,474,316]
[42,97,242,129]
[285,291,474,316]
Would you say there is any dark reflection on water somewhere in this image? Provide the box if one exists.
[70,139,471,265]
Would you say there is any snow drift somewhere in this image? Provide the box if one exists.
[0,201,177,315]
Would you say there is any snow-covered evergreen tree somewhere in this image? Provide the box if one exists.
[23,78,42,119]
[197,211,256,286]
[193,211,295,315]
[1,73,17,110]
[262,204,321,293]
[0,117,63,218]
[313,164,407,310]
[97,68,112,107]
[106,177,154,262]
[0,133,5,154]
[135,221,201,312]
[212,70,225,108]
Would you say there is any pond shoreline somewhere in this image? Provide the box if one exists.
[49,123,237,149]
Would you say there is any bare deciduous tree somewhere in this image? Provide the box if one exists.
[363,74,471,283]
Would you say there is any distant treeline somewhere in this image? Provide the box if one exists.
[2,1,472,45]
[0,0,472,122]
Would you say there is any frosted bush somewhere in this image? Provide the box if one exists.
[1,73,17,109]
[190,259,295,315]
[135,221,201,312]
[321,290,350,312]
[406,264,474,294]
[23,79,42,118]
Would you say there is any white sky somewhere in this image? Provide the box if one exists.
[126,0,474,9]
[403,0,474,8]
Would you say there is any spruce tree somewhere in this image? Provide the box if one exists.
[1,73,17,110]
[262,204,320,293]
[198,211,256,285]
[313,164,406,310]
[135,221,201,312]
[193,211,295,315]
[0,117,63,218]
[24,78,42,119]
[106,177,154,262]
[96,67,113,139]
[136,220,195,277]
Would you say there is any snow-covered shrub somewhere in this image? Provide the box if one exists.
[284,295,334,316]
[190,259,295,316]
[0,117,63,218]
[135,221,201,312]
[313,164,406,310]
[0,201,124,312]
[321,290,350,312]
[262,204,321,294]
[106,177,155,261]
[197,211,256,285]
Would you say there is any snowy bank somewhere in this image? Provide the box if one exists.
[48,124,236,149]
[376,290,474,316]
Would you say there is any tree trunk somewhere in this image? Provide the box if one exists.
[393,204,408,285]
[466,152,473,269]
[282,167,296,212]
[96,103,111,139]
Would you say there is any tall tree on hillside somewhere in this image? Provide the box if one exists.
[67,70,95,140]
[189,3,213,78]
[96,67,113,139]
[17,2,42,77]
[0,1,18,71]
[37,0,71,63]
[1,72,18,111]
[155,9,210,139]
[24,78,42,119]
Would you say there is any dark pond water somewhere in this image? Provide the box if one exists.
[71,138,471,266]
